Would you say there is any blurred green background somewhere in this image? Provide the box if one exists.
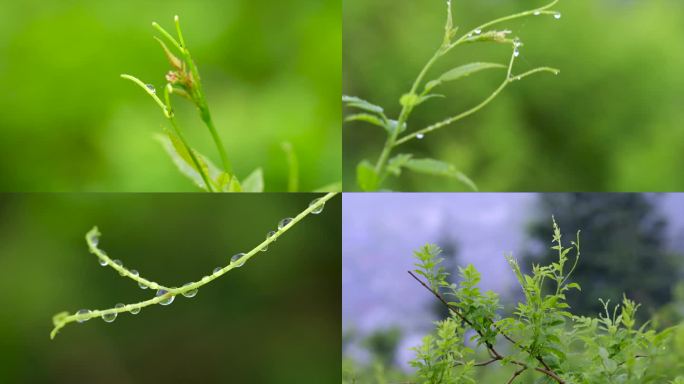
[343,0,684,191]
[0,0,340,191]
[0,193,340,383]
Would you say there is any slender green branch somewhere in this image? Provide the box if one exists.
[120,74,169,117]
[50,192,337,339]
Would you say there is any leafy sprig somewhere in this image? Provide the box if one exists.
[407,218,679,383]
[344,0,562,191]
[50,192,337,339]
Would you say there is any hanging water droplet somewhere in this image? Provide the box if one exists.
[129,306,140,315]
[213,267,222,275]
[266,230,277,240]
[98,257,108,267]
[231,253,246,267]
[474,29,481,35]
[91,234,100,247]
[182,283,198,298]
[260,244,268,252]
[146,84,156,93]
[139,280,148,290]
[553,12,561,19]
[156,289,175,305]
[76,309,91,323]
[416,133,425,139]
[278,218,293,229]
[534,11,541,16]
[113,259,123,268]
[130,269,139,278]
[102,308,118,323]
[514,49,520,57]
[466,33,472,38]
[309,198,325,214]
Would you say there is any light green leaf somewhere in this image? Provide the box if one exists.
[314,181,342,192]
[357,160,379,191]
[424,62,506,92]
[404,158,478,191]
[226,176,242,192]
[387,153,413,177]
[241,168,264,192]
[156,132,210,191]
[342,95,384,115]
[344,113,385,128]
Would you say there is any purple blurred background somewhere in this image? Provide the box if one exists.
[342,193,684,366]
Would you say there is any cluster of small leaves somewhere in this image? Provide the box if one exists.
[344,1,562,191]
[408,218,683,383]
[123,16,339,193]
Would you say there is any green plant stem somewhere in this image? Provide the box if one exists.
[50,192,337,339]
[370,0,560,186]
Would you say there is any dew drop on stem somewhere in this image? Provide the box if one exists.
[139,280,148,290]
[146,84,156,93]
[266,230,277,240]
[416,133,425,139]
[554,12,562,19]
[156,289,175,306]
[102,307,119,323]
[213,267,222,275]
[278,218,293,230]
[76,309,91,323]
[231,253,246,267]
[129,306,141,315]
[182,283,198,298]
[309,198,324,214]
[98,257,108,267]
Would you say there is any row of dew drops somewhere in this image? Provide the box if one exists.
[75,197,326,324]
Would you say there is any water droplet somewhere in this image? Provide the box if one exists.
[278,218,293,230]
[514,49,520,57]
[98,257,108,267]
[102,308,118,323]
[231,253,246,267]
[113,259,123,267]
[146,84,156,93]
[91,234,100,246]
[139,281,148,290]
[309,198,324,214]
[266,230,277,240]
[156,289,175,306]
[554,12,561,19]
[76,309,91,323]
[129,306,140,315]
[260,244,268,252]
[534,11,541,16]
[474,29,481,35]
[213,267,222,275]
[182,283,198,298]
[130,269,139,277]
[466,33,472,38]
[416,133,425,139]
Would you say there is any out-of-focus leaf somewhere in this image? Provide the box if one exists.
[424,62,505,92]
[344,113,385,128]
[241,168,264,192]
[357,160,379,191]
[156,132,210,191]
[387,153,413,176]
[404,158,478,191]
[342,95,384,115]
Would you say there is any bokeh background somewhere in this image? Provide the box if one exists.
[0,193,341,383]
[343,193,684,381]
[0,0,340,191]
[343,0,684,191]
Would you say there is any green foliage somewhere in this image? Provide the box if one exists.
[123,17,340,192]
[404,218,682,383]
[343,1,561,191]
[523,194,682,320]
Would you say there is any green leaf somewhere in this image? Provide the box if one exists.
[344,113,385,128]
[313,181,342,192]
[342,95,384,115]
[241,168,264,192]
[404,158,478,191]
[387,153,413,176]
[425,62,506,92]
[226,175,242,192]
[156,132,211,191]
[357,160,379,191]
